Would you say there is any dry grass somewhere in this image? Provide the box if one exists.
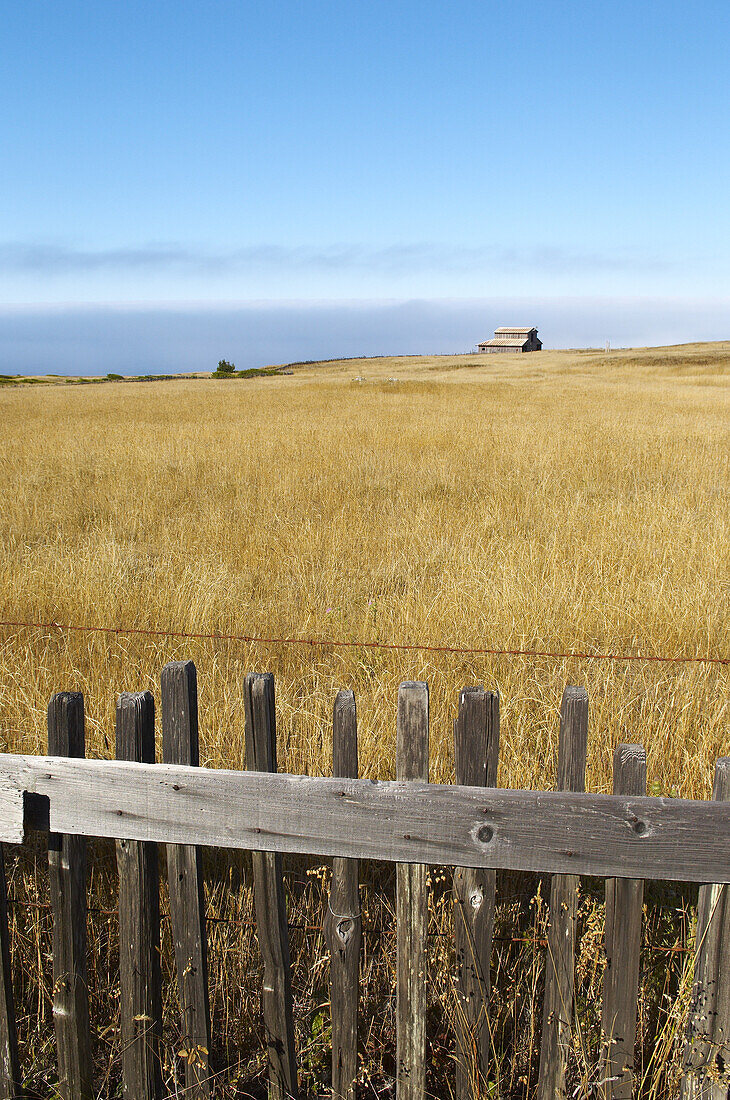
[0,342,728,1095]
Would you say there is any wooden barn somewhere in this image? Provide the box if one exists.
[478,326,542,353]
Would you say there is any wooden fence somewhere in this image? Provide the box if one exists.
[0,663,728,1098]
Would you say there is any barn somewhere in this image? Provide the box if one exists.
[478,326,542,353]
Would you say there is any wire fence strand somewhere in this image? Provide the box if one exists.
[0,619,727,666]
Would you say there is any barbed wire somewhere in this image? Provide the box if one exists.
[1,619,727,666]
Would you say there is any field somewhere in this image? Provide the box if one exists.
[0,343,728,1096]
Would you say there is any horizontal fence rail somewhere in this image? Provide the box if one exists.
[2,755,730,882]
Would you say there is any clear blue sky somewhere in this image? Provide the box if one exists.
[2,0,729,369]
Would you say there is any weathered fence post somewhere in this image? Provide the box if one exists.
[601,743,646,1099]
[325,689,360,1100]
[244,673,299,1100]
[537,684,589,1100]
[0,847,20,1100]
[396,680,429,1100]
[116,691,163,1100]
[453,687,500,1100]
[681,757,730,1100]
[48,692,94,1100]
[162,661,211,1098]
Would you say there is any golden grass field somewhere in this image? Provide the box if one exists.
[0,342,728,1096]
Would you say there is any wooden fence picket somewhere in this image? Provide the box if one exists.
[453,686,500,1100]
[537,685,589,1100]
[0,847,20,1100]
[601,743,646,1100]
[162,661,211,1098]
[116,691,163,1100]
[681,757,730,1099]
[325,689,361,1100]
[244,672,299,1100]
[0,671,727,1099]
[48,691,94,1100]
[396,680,429,1100]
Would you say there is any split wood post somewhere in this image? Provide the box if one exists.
[537,685,589,1100]
[116,691,162,1100]
[244,673,299,1100]
[600,744,646,1100]
[325,689,361,1100]
[453,686,500,1100]
[162,661,211,1098]
[0,846,20,1100]
[396,680,429,1100]
[48,692,94,1100]
[681,758,730,1100]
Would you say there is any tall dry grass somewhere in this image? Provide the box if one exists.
[0,344,728,1095]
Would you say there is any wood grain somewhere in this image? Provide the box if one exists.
[681,758,730,1100]
[48,692,94,1100]
[601,744,646,1100]
[162,661,211,1098]
[396,681,429,1100]
[116,691,162,1100]
[244,673,299,1100]
[0,846,20,1100]
[538,685,589,1100]
[325,690,360,1100]
[453,686,500,1100]
[4,755,730,883]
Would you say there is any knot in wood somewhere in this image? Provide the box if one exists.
[336,917,354,946]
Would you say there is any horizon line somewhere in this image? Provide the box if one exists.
[2,293,730,315]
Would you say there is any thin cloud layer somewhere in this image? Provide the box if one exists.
[0,240,674,277]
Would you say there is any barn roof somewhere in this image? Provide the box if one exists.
[478,337,530,347]
[494,326,537,334]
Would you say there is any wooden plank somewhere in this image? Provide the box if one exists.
[324,690,360,1100]
[601,744,646,1100]
[244,673,298,1100]
[453,687,499,1100]
[116,691,162,1100]
[47,692,94,1100]
[681,758,730,1100]
[0,846,20,1100]
[0,785,23,847]
[6,754,730,883]
[396,681,429,1100]
[538,685,589,1100]
[162,661,211,1099]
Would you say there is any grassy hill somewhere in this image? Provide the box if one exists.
[0,339,728,1095]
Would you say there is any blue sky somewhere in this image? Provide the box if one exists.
[2,1,729,370]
